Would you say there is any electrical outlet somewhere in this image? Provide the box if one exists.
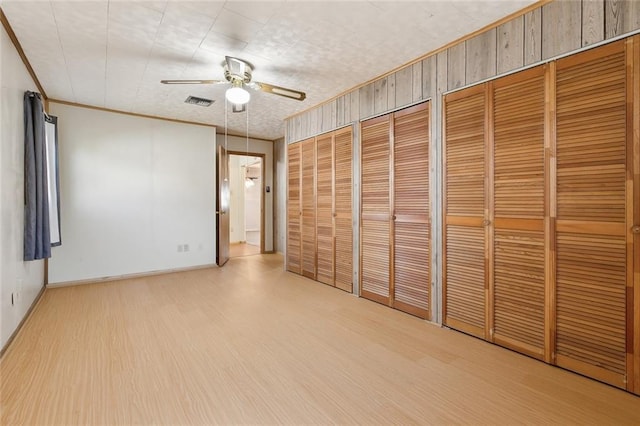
[177,244,183,252]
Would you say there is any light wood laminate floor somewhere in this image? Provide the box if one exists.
[229,242,261,258]
[1,254,639,425]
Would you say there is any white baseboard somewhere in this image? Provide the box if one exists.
[46,263,218,288]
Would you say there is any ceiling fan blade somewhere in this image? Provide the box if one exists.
[160,79,224,84]
[251,81,306,101]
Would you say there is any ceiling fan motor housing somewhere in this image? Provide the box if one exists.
[224,57,253,84]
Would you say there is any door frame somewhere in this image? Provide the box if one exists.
[216,144,230,266]
[227,151,266,254]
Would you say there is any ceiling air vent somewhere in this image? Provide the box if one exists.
[185,96,214,107]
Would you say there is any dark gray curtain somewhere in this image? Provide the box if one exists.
[24,91,51,261]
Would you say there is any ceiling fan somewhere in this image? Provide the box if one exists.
[161,56,306,111]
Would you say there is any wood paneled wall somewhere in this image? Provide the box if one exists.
[284,0,640,323]
[286,0,640,144]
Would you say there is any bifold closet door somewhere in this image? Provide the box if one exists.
[554,40,632,389]
[334,127,353,292]
[301,138,317,279]
[393,103,431,319]
[316,134,334,285]
[360,115,391,304]
[287,143,302,274]
[361,104,431,314]
[443,84,488,339]
[491,66,547,359]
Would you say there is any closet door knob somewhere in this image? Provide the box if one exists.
[632,225,640,234]
[482,219,491,226]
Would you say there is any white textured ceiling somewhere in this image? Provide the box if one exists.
[1,0,536,140]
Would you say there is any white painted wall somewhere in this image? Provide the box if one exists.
[219,135,274,251]
[0,25,45,349]
[229,155,245,243]
[47,103,217,284]
[245,163,261,231]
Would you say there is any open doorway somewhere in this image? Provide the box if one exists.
[228,153,264,257]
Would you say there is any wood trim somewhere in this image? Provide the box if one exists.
[359,121,363,297]
[217,132,276,143]
[50,99,274,143]
[0,8,48,99]
[285,0,553,120]
[485,82,494,342]
[393,300,429,320]
[388,112,395,307]
[48,99,217,128]
[298,142,303,272]
[314,136,319,280]
[544,61,557,365]
[285,142,289,271]
[625,36,635,394]
[556,354,626,389]
[0,285,46,358]
[42,100,50,286]
[394,214,429,223]
[494,334,545,360]
[261,154,266,254]
[445,216,484,227]
[43,258,48,287]
[633,33,640,396]
[444,317,485,339]
[441,94,449,323]
[555,220,626,236]
[227,151,267,254]
[46,263,218,288]
[361,289,390,306]
[331,132,337,287]
[493,218,544,231]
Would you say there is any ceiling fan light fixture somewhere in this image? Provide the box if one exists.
[226,86,250,105]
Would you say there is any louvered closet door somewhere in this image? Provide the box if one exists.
[491,66,546,359]
[334,127,353,292]
[393,103,430,319]
[361,115,391,304]
[301,138,317,279]
[444,84,487,339]
[316,134,334,286]
[555,41,630,389]
[287,143,302,274]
